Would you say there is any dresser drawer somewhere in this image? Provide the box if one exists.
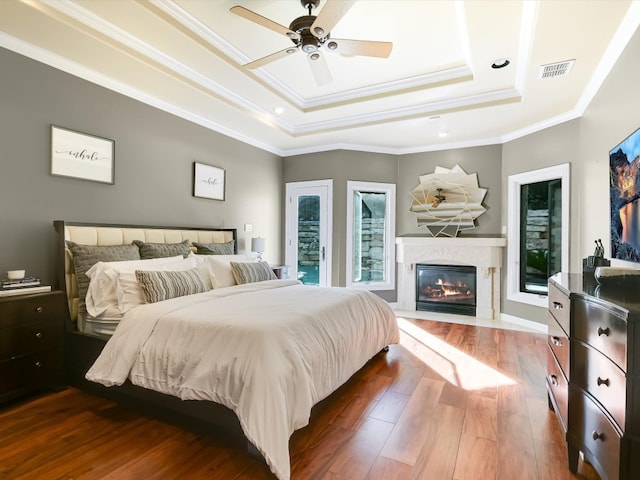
[569,385,622,480]
[572,297,627,371]
[0,348,63,395]
[549,314,569,379]
[0,292,64,329]
[572,341,626,431]
[547,345,568,432]
[0,320,62,360]
[549,282,570,335]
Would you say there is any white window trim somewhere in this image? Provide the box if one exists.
[507,163,570,307]
[346,181,396,290]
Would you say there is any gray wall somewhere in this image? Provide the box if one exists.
[0,47,283,288]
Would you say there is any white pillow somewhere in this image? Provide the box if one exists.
[85,255,183,317]
[113,255,199,313]
[194,254,255,288]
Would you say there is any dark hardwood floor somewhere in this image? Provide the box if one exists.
[0,317,600,479]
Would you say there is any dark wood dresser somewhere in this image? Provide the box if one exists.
[547,273,640,480]
[0,291,65,404]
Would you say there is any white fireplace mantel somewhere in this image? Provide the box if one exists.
[396,236,507,320]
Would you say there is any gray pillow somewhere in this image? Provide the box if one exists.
[193,240,235,255]
[230,261,277,285]
[135,268,208,303]
[133,239,190,259]
[66,241,140,315]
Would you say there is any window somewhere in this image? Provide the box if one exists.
[507,164,570,307]
[346,181,395,290]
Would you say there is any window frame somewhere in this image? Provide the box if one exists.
[507,163,570,307]
[346,180,396,291]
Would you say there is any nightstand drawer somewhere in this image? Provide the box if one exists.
[572,341,626,432]
[0,292,63,329]
[0,320,62,360]
[572,297,627,371]
[0,348,63,395]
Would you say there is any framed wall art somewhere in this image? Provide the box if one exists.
[51,125,115,184]
[193,161,225,201]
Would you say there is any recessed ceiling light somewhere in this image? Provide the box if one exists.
[273,107,284,115]
[438,130,448,138]
[491,58,510,69]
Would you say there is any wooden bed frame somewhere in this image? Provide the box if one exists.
[53,220,254,451]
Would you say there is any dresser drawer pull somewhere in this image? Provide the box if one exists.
[552,301,563,310]
[35,332,42,339]
[34,361,42,368]
[592,431,606,442]
[597,377,610,387]
[550,374,558,387]
[597,326,610,337]
[35,306,43,313]
[551,336,563,347]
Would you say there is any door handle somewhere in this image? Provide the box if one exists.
[321,246,325,261]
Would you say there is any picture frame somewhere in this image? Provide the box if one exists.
[51,125,115,184]
[193,161,225,201]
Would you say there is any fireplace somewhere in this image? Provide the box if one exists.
[416,264,477,316]
[396,237,506,320]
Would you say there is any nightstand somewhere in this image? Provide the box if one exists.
[271,265,289,279]
[0,290,66,404]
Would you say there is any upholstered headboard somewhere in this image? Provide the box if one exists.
[53,220,237,325]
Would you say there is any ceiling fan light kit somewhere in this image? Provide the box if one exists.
[230,0,393,85]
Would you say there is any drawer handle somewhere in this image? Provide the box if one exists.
[551,336,563,347]
[35,306,43,313]
[550,374,558,387]
[597,326,610,337]
[35,332,42,339]
[597,377,610,387]
[592,431,606,442]
[34,361,42,368]
[552,301,563,310]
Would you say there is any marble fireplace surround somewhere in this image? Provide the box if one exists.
[396,236,507,320]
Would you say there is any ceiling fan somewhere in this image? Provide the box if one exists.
[230,0,393,86]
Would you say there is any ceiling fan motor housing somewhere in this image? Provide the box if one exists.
[289,14,327,53]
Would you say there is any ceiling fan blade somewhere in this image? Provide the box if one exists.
[326,38,393,58]
[307,52,332,86]
[310,0,356,38]
[244,47,298,69]
[230,6,300,40]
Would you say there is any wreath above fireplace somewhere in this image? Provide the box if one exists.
[409,164,487,237]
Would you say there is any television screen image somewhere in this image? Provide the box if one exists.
[610,127,640,262]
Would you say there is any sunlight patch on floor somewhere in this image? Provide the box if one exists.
[397,317,516,390]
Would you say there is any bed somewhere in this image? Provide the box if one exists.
[54,220,400,480]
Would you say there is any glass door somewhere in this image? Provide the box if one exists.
[285,180,332,286]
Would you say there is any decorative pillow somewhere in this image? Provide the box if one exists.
[135,268,208,303]
[85,255,183,317]
[66,241,140,315]
[193,240,235,255]
[194,254,254,288]
[133,239,190,259]
[230,261,277,285]
[112,255,199,313]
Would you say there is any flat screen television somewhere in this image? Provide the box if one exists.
[610,127,640,262]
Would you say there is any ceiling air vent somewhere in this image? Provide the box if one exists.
[539,60,575,79]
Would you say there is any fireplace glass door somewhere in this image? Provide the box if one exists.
[416,264,477,316]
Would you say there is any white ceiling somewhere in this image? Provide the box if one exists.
[1,0,639,157]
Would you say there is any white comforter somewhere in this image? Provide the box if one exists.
[85,279,400,480]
